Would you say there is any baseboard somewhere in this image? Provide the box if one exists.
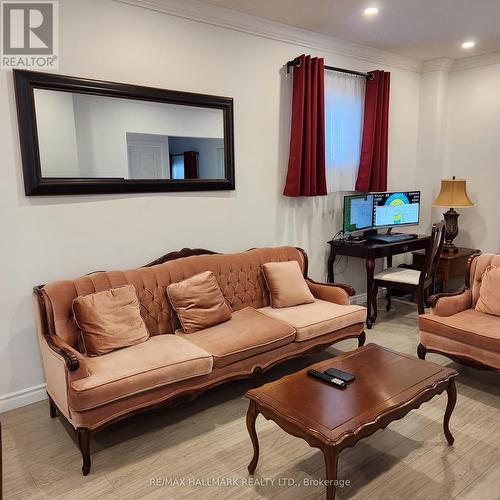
[0,383,47,413]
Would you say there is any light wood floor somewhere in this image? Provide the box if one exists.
[2,299,500,500]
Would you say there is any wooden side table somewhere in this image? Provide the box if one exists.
[412,247,479,292]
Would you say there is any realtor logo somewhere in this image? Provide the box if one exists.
[1,1,58,69]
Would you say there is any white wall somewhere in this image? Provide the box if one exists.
[415,65,451,232]
[443,63,500,253]
[0,0,423,408]
[415,59,500,254]
[34,89,80,177]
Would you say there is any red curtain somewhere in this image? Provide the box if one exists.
[283,54,327,197]
[355,70,390,192]
[183,151,198,179]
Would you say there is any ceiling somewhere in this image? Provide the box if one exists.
[197,0,500,61]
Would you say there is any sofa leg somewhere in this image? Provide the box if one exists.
[417,343,427,360]
[252,367,263,388]
[48,394,57,419]
[77,428,92,476]
[358,331,366,347]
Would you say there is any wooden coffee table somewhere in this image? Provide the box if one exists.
[245,343,458,499]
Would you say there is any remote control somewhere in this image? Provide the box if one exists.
[307,369,347,389]
[324,367,355,383]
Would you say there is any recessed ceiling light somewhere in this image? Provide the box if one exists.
[364,7,379,16]
[461,41,475,49]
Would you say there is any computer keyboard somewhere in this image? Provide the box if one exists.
[365,233,416,244]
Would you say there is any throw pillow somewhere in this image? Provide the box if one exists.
[167,271,232,334]
[72,284,149,356]
[262,260,315,308]
[475,265,500,317]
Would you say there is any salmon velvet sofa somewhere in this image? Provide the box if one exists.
[418,252,500,370]
[33,246,366,475]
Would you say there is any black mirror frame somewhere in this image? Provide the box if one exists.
[14,70,235,196]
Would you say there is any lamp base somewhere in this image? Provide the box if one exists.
[443,208,459,253]
[443,243,459,253]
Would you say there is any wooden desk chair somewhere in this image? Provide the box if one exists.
[371,221,445,324]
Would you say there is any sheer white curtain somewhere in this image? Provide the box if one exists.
[325,71,366,192]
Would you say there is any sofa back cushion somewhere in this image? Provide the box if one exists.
[475,265,500,317]
[167,271,232,334]
[41,247,306,350]
[470,253,500,307]
[73,284,150,356]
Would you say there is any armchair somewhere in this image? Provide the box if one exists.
[417,252,500,371]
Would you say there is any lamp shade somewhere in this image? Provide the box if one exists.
[433,178,474,208]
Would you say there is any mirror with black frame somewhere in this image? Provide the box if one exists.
[14,70,235,195]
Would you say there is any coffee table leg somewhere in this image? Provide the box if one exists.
[323,447,339,500]
[246,400,260,473]
[444,378,457,445]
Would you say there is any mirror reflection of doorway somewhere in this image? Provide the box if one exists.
[126,133,170,179]
[170,151,199,179]
[168,136,224,179]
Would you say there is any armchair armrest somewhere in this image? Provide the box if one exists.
[49,335,86,373]
[32,288,88,377]
[428,288,472,317]
[306,278,355,305]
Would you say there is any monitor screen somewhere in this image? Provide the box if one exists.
[373,191,420,227]
[343,194,374,233]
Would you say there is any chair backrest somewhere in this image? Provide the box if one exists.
[420,221,446,285]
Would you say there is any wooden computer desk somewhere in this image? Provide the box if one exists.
[328,235,430,328]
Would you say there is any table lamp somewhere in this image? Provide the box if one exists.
[433,176,474,253]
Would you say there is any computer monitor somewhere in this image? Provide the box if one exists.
[343,194,374,233]
[373,191,420,228]
[342,190,420,235]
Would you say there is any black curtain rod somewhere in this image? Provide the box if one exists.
[286,58,374,80]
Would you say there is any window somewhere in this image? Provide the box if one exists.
[170,155,185,179]
[325,72,365,192]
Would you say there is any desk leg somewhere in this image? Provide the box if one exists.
[366,257,376,329]
[328,248,336,283]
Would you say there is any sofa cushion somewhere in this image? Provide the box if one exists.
[262,261,315,308]
[72,285,149,356]
[176,307,296,368]
[259,299,366,342]
[167,271,232,334]
[475,265,500,317]
[419,309,500,352]
[69,335,213,411]
[419,331,500,370]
